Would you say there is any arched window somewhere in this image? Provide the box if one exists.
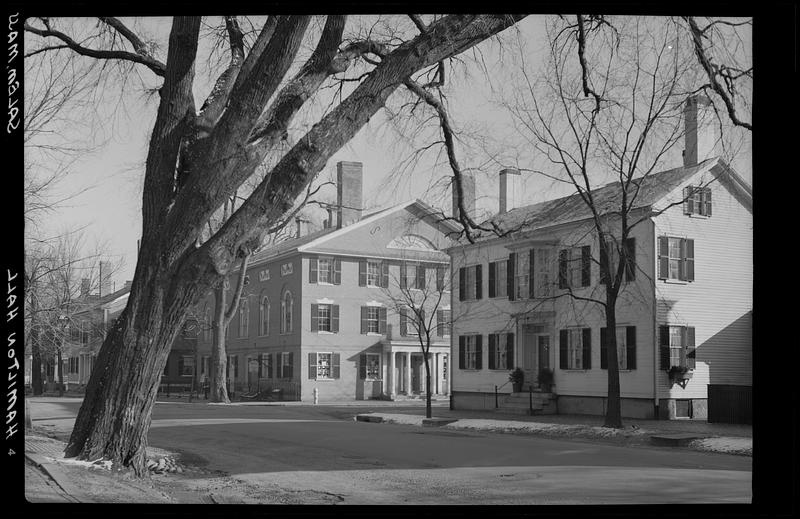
[259,296,270,336]
[281,290,293,334]
[238,298,249,338]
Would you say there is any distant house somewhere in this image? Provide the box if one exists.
[185,162,459,402]
[447,97,752,421]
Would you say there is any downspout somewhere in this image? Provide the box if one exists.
[651,215,660,419]
[449,256,454,410]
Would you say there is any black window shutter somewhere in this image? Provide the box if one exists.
[332,353,340,379]
[400,308,407,336]
[332,305,339,333]
[658,237,669,279]
[308,353,316,379]
[310,304,318,332]
[704,188,712,217]
[626,326,637,370]
[436,310,443,337]
[678,238,687,280]
[381,262,390,288]
[581,246,591,287]
[488,334,497,370]
[599,243,608,285]
[436,267,444,292]
[685,239,695,282]
[359,354,367,380]
[310,258,318,284]
[287,352,293,379]
[488,262,496,298]
[528,249,535,298]
[458,336,466,369]
[475,264,482,299]
[659,325,670,369]
[360,306,368,334]
[506,333,514,369]
[258,354,263,378]
[234,356,238,378]
[600,327,608,369]
[418,309,425,334]
[379,308,387,334]
[417,265,426,290]
[624,238,636,281]
[507,253,516,301]
[684,186,694,214]
[582,328,592,369]
[558,249,568,288]
[559,329,568,369]
[475,335,483,370]
[459,267,466,301]
[685,327,696,369]
[333,259,341,285]
[400,263,407,289]
[358,260,367,286]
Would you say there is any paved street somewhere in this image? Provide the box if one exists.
[27,397,751,504]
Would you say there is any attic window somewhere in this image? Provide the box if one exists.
[683,186,712,217]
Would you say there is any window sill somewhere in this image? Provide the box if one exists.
[662,279,689,285]
[489,368,511,372]
[313,377,337,381]
[317,331,335,335]
[364,378,382,382]
[688,214,710,219]
[562,369,589,372]
[366,332,382,337]
[489,295,509,300]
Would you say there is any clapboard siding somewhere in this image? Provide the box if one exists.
[653,171,753,399]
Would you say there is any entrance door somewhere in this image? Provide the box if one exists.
[538,335,550,372]
[247,358,259,392]
[522,328,537,390]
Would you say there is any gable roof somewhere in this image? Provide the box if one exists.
[72,284,131,317]
[249,199,460,266]
[470,157,749,242]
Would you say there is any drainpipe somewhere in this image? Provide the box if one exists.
[652,218,660,419]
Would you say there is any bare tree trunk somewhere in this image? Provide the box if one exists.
[56,347,64,396]
[210,285,230,404]
[423,349,432,419]
[604,293,622,428]
[31,332,44,396]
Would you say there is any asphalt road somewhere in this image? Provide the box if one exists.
[29,398,752,504]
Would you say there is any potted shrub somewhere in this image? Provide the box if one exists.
[509,368,524,392]
[538,368,554,392]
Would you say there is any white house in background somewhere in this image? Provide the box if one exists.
[447,96,752,421]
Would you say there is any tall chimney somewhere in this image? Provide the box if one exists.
[683,94,717,167]
[499,168,520,213]
[80,278,91,298]
[124,280,132,290]
[325,207,334,229]
[336,161,363,229]
[452,173,475,220]
[295,217,305,238]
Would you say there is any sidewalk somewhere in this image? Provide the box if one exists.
[353,408,752,456]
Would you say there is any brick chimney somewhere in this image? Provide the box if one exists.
[336,161,363,229]
[683,94,717,167]
[499,168,520,214]
[295,217,307,238]
[452,173,475,220]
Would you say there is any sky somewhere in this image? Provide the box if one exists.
[24,15,752,291]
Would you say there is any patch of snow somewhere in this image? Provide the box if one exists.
[47,455,112,470]
[689,437,752,456]
[441,419,648,438]
[363,413,426,426]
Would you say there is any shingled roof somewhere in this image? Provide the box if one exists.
[472,158,720,241]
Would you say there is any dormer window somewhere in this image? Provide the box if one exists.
[683,186,712,217]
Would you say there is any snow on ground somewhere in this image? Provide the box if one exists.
[442,419,648,439]
[360,413,426,426]
[689,437,752,456]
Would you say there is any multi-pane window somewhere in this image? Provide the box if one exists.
[309,352,340,379]
[488,333,514,370]
[366,260,381,287]
[179,355,195,376]
[80,321,90,345]
[68,357,79,374]
[600,238,636,284]
[318,304,331,332]
[400,307,424,336]
[259,353,271,379]
[366,307,380,333]
[281,291,293,334]
[459,264,482,301]
[658,236,695,281]
[558,247,591,289]
[659,325,696,370]
[458,335,482,370]
[318,258,332,283]
[684,186,712,216]
[601,326,637,370]
[559,328,591,370]
[534,249,553,297]
[489,259,508,298]
[259,296,270,336]
[279,352,293,378]
[238,299,249,338]
[364,353,380,380]
[436,309,451,337]
[516,251,530,299]
[401,263,426,290]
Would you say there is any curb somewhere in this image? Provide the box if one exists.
[649,433,709,447]
[355,415,383,423]
[25,452,82,503]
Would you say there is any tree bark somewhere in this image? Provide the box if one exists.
[424,350,432,419]
[210,284,230,403]
[31,328,44,396]
[603,290,622,428]
[56,347,64,396]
